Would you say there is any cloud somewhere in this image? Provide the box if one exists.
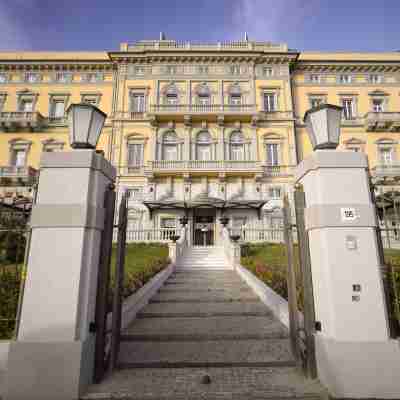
[0,1,34,50]
[225,0,320,43]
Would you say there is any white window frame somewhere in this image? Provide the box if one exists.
[369,74,383,84]
[262,67,273,77]
[130,92,146,112]
[8,139,32,167]
[372,98,385,112]
[268,187,281,199]
[308,74,321,83]
[25,72,41,83]
[229,94,242,106]
[134,66,145,76]
[230,65,241,75]
[338,74,352,84]
[198,65,209,74]
[229,131,246,161]
[263,92,276,112]
[166,65,177,75]
[19,98,34,112]
[342,98,356,120]
[265,143,280,166]
[83,73,103,83]
[54,72,72,83]
[309,96,325,109]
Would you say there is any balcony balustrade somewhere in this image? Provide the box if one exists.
[365,112,400,131]
[371,164,400,178]
[0,166,38,184]
[258,111,294,120]
[149,104,256,115]
[149,160,262,173]
[0,112,46,131]
[263,165,294,177]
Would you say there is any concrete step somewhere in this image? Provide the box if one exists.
[158,287,252,293]
[151,291,259,302]
[118,339,294,366]
[81,367,327,400]
[124,316,288,338]
[137,301,271,317]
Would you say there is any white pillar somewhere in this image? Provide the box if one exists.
[6,150,116,400]
[295,150,400,399]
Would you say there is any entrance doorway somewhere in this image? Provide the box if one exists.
[193,208,216,246]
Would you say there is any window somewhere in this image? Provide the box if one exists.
[19,99,33,112]
[160,218,176,228]
[262,67,273,77]
[166,65,177,75]
[263,93,276,112]
[310,97,324,108]
[127,187,143,200]
[0,73,8,83]
[134,66,145,75]
[230,94,242,106]
[11,149,26,167]
[342,99,355,120]
[50,100,65,119]
[380,147,393,165]
[372,98,384,112]
[130,93,146,112]
[163,83,179,106]
[229,131,245,161]
[269,187,281,199]
[309,74,321,83]
[338,74,351,84]
[83,73,102,83]
[25,73,41,83]
[55,73,71,83]
[198,65,209,74]
[196,131,212,161]
[230,65,241,75]
[127,143,143,167]
[266,143,279,166]
[369,74,382,84]
[162,131,179,161]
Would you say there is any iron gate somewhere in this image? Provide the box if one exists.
[93,188,128,382]
[283,184,317,379]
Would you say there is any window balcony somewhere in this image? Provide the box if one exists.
[263,165,294,177]
[365,112,400,132]
[258,111,294,121]
[0,112,46,131]
[149,160,262,174]
[113,111,148,121]
[149,104,256,115]
[0,166,38,185]
[371,164,400,178]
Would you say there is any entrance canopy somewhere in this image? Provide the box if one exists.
[143,196,268,219]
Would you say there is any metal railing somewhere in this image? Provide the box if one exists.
[259,111,294,120]
[371,164,400,177]
[263,165,294,177]
[0,166,38,181]
[113,111,147,120]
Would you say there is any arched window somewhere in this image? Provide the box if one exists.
[162,131,179,161]
[196,83,211,107]
[196,131,212,161]
[229,131,245,161]
[163,83,179,107]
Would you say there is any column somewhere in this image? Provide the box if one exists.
[6,150,116,400]
[294,150,400,398]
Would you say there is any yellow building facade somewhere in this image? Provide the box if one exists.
[0,39,399,244]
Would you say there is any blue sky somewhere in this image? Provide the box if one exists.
[1,0,399,52]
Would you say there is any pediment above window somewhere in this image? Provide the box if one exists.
[369,90,389,97]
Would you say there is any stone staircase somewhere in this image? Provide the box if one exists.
[82,269,328,400]
[176,246,232,270]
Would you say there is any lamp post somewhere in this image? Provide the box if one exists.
[67,103,107,149]
[303,103,343,150]
[179,216,189,227]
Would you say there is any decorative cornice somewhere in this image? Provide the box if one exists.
[0,62,115,72]
[294,62,400,73]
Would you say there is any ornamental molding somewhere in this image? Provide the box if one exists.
[0,62,114,72]
[294,63,400,73]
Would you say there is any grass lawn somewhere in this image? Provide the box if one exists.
[241,242,400,318]
[110,242,169,300]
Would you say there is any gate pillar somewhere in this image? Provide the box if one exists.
[5,150,116,400]
[295,150,400,398]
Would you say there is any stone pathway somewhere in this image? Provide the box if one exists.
[82,270,328,400]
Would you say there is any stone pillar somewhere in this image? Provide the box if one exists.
[5,150,116,400]
[294,150,400,399]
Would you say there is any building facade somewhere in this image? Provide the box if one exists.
[0,39,399,244]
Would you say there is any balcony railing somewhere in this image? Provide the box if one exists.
[263,165,294,177]
[365,112,400,131]
[258,111,294,120]
[149,104,256,114]
[113,111,147,120]
[119,165,145,176]
[371,164,400,177]
[149,160,262,173]
[0,112,46,131]
[0,166,38,184]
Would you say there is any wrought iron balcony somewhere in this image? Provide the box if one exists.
[365,112,400,132]
[0,166,38,184]
[149,160,262,173]
[263,165,294,177]
[0,112,46,131]
[371,164,400,178]
[149,104,256,115]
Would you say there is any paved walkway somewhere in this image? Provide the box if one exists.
[82,270,327,400]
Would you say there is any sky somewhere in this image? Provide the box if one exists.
[0,0,399,52]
